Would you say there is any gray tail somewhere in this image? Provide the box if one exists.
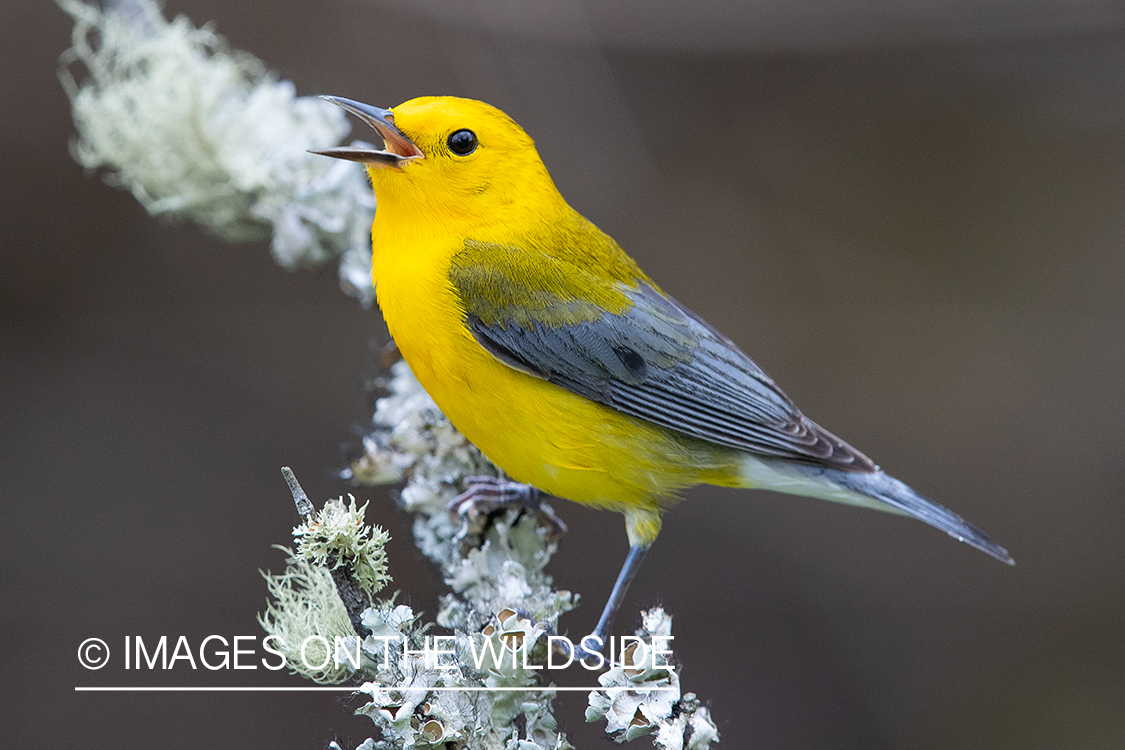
[830,469,1015,565]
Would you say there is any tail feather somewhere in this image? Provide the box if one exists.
[827,468,1015,565]
[739,454,1014,564]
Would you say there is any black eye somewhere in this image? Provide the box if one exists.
[447,129,477,156]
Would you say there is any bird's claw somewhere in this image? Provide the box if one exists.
[448,475,568,541]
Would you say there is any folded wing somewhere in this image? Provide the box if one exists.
[450,239,875,472]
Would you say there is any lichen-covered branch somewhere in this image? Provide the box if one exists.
[57,0,377,303]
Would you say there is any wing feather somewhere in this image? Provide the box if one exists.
[452,240,876,472]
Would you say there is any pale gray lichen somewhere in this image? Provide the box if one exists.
[585,608,719,749]
[56,0,377,303]
[353,605,573,750]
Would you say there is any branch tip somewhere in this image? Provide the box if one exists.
[281,466,314,519]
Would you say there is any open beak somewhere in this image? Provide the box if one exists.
[310,96,424,168]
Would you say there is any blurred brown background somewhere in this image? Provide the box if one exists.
[3,1,1124,748]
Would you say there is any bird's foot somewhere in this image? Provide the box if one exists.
[447,475,568,541]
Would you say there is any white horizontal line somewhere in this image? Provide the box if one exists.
[76,686,357,692]
[75,685,675,692]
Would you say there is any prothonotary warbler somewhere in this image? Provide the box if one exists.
[314,95,1013,654]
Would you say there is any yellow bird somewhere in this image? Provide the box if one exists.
[315,95,1013,651]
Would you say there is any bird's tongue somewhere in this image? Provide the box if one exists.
[381,114,423,158]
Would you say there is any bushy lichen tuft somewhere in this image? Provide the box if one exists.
[293,495,391,599]
[257,547,357,684]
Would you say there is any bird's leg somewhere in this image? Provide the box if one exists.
[588,544,650,651]
[447,475,568,541]
[552,544,651,664]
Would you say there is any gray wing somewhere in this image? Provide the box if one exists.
[451,241,875,472]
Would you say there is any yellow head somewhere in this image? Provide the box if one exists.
[314,96,568,234]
